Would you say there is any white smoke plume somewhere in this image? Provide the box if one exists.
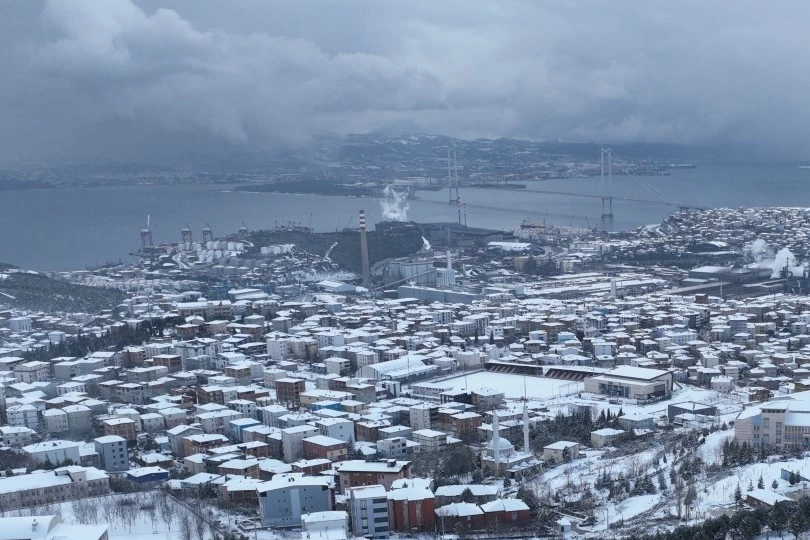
[380,185,410,221]
[744,239,804,278]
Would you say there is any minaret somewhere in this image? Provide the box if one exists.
[523,401,530,455]
[492,410,501,466]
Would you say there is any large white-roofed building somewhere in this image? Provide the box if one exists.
[583,366,673,401]
[359,355,438,383]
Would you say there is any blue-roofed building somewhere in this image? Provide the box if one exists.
[126,466,169,486]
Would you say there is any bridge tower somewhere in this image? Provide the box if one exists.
[447,149,460,204]
[140,214,153,250]
[600,148,614,232]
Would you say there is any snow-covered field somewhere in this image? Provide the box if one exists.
[440,371,583,400]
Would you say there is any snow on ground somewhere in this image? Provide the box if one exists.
[698,429,734,466]
[440,371,583,400]
[611,494,661,525]
[696,457,810,517]
[551,385,742,423]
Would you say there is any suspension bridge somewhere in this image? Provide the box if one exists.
[450,147,709,231]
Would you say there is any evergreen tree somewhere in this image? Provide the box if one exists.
[788,510,806,540]
[758,475,765,489]
[769,501,788,539]
[734,485,743,510]
[503,477,512,489]
[772,479,779,490]
[460,487,475,503]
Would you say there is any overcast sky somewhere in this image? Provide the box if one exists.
[1,0,809,166]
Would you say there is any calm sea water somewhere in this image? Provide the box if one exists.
[2,162,809,271]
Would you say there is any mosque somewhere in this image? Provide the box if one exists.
[481,401,542,478]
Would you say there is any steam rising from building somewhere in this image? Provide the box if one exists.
[380,186,410,222]
[745,239,804,278]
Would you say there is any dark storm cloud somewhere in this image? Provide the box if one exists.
[1,0,809,165]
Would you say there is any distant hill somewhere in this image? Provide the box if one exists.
[246,226,424,274]
[0,271,126,314]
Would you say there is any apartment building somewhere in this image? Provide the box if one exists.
[348,484,390,539]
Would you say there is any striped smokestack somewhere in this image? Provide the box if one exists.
[359,210,370,287]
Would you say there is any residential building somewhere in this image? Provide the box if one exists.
[281,425,320,462]
[542,441,580,462]
[302,435,349,462]
[337,460,412,493]
[347,484,390,539]
[257,474,333,527]
[387,485,436,533]
[94,435,129,472]
[23,440,82,465]
[103,418,137,441]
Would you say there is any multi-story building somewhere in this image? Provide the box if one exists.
[347,484,390,539]
[197,409,242,435]
[302,435,349,462]
[140,413,165,433]
[257,474,333,527]
[151,354,182,373]
[182,433,230,456]
[0,426,34,447]
[158,407,188,429]
[173,338,223,369]
[9,317,32,333]
[102,418,138,441]
[64,404,92,434]
[316,418,356,444]
[387,486,436,533]
[13,361,50,383]
[276,378,306,406]
[23,440,82,465]
[412,429,446,453]
[735,398,810,451]
[337,460,412,493]
[7,404,39,429]
[43,409,69,434]
[94,435,129,472]
[377,437,412,459]
[0,466,110,510]
[281,425,320,462]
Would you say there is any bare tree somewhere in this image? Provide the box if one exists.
[673,476,685,519]
[101,496,117,528]
[179,512,194,540]
[71,500,87,524]
[158,492,174,531]
[85,498,98,524]
[193,505,208,540]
